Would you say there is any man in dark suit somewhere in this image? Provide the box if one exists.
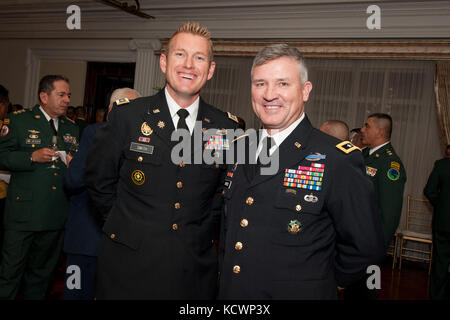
[63,88,140,300]
[0,75,79,299]
[424,144,450,300]
[218,44,385,300]
[85,22,239,299]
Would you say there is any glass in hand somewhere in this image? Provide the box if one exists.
[47,135,60,169]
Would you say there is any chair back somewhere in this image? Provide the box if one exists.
[406,195,433,234]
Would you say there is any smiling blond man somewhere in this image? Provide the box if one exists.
[85,22,239,299]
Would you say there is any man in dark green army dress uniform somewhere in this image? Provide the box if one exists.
[424,144,450,300]
[361,113,406,247]
[0,75,79,299]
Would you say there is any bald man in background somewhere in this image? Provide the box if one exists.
[320,120,350,141]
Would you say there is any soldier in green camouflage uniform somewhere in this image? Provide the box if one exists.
[361,113,406,248]
[0,75,79,299]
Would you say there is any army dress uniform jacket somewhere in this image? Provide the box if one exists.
[424,158,450,233]
[0,105,79,231]
[85,90,238,299]
[218,116,385,300]
[363,143,406,246]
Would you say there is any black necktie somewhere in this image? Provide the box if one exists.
[258,136,274,165]
[249,136,274,181]
[49,119,57,136]
[177,109,189,131]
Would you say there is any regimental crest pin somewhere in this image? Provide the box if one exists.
[287,220,302,234]
[141,122,153,136]
[131,170,145,185]
[153,109,160,114]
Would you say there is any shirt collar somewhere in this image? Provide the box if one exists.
[165,87,199,125]
[257,113,305,157]
[369,141,390,155]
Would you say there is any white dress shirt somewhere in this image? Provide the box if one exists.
[165,87,199,135]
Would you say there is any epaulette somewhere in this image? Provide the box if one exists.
[13,109,26,115]
[227,112,239,123]
[336,141,361,154]
[116,98,130,106]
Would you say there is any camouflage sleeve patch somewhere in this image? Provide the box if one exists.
[336,141,361,154]
[227,112,239,123]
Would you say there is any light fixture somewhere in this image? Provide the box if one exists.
[96,0,154,19]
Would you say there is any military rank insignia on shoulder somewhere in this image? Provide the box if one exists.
[227,112,239,123]
[116,98,130,106]
[336,141,360,154]
[13,109,26,115]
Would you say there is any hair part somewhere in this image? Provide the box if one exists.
[251,44,308,84]
[164,21,214,61]
[38,75,69,103]
[368,113,393,139]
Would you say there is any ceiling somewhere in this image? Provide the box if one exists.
[0,0,449,39]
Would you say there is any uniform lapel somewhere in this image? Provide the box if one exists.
[141,90,175,149]
[31,105,53,141]
[195,99,227,164]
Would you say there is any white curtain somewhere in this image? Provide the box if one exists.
[152,56,441,236]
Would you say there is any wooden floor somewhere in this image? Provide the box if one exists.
[379,257,430,300]
[45,254,438,300]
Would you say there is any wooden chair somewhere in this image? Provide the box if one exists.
[397,195,433,275]
[390,230,401,270]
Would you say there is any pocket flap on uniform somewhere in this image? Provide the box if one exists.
[102,212,142,250]
[13,189,33,201]
[274,188,322,215]
[123,147,161,165]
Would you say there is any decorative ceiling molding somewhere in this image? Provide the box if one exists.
[159,39,450,60]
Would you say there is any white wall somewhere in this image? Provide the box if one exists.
[38,60,86,106]
[0,38,134,108]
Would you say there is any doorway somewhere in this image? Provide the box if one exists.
[83,62,135,123]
